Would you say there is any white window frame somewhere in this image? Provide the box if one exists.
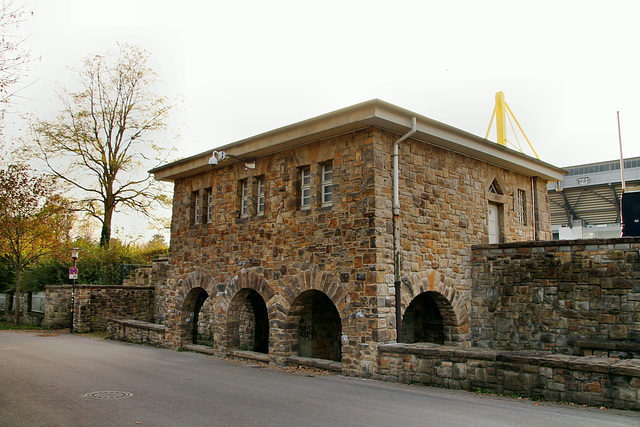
[256,177,265,216]
[301,167,311,209]
[517,189,526,225]
[193,191,201,224]
[321,162,333,207]
[240,180,249,218]
[206,188,213,223]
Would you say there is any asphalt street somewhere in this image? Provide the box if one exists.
[0,331,638,427]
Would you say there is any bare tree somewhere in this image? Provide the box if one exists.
[0,0,30,106]
[0,165,72,324]
[33,44,173,247]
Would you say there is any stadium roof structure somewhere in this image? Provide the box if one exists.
[547,157,640,227]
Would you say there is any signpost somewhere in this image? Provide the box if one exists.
[69,248,80,333]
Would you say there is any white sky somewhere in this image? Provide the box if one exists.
[7,0,640,240]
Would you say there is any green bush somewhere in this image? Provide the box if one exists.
[0,255,14,292]
[14,236,169,290]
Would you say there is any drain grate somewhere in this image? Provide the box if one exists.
[84,391,133,400]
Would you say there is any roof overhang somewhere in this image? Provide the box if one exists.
[150,99,566,182]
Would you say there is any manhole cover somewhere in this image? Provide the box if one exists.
[84,391,133,400]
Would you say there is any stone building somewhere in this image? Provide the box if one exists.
[150,99,564,376]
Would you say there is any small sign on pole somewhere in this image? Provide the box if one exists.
[69,266,78,280]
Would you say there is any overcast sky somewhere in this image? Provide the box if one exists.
[8,0,640,240]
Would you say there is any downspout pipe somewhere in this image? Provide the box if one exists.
[393,117,417,342]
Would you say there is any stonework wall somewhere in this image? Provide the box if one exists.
[122,266,152,286]
[44,286,72,328]
[471,238,640,354]
[383,131,550,347]
[165,129,381,373]
[108,318,166,347]
[75,286,155,333]
[160,126,548,375]
[43,285,155,332]
[376,343,640,410]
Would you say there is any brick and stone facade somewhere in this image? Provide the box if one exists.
[42,285,154,331]
[148,100,564,376]
[105,100,640,408]
[471,238,640,356]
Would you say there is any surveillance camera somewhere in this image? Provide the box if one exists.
[208,151,227,168]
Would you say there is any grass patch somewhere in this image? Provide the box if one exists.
[0,321,49,331]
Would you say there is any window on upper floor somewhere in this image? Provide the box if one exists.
[192,190,201,224]
[517,189,527,225]
[321,162,333,207]
[206,188,213,223]
[256,176,265,216]
[300,166,311,210]
[240,179,249,218]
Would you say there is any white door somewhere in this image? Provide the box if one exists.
[488,203,500,244]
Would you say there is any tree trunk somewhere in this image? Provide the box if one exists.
[100,206,113,247]
[14,268,21,325]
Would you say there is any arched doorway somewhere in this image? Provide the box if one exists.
[294,290,341,361]
[183,287,210,345]
[227,288,269,353]
[402,292,445,344]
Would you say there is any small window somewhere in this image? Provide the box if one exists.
[488,179,502,194]
[300,167,311,209]
[192,191,201,224]
[517,189,527,225]
[206,188,213,223]
[321,162,333,207]
[256,177,265,216]
[240,180,248,218]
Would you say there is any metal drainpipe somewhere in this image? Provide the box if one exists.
[393,116,417,343]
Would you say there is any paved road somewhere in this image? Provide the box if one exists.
[0,331,638,427]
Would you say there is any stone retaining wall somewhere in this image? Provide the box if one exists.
[43,285,155,332]
[108,318,166,347]
[43,286,72,328]
[376,343,640,410]
[471,238,640,355]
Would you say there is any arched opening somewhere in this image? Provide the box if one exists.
[402,292,446,344]
[293,290,341,361]
[227,288,269,353]
[182,287,210,345]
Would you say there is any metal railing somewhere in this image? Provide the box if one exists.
[31,291,46,313]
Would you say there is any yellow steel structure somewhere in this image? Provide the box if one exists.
[486,91,539,159]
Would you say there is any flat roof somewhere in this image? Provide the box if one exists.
[150,99,565,182]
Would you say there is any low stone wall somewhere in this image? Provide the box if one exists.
[108,318,166,347]
[471,237,640,355]
[43,285,155,332]
[43,286,72,328]
[75,285,155,333]
[376,343,640,410]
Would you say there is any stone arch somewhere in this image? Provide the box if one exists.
[402,292,446,344]
[226,288,269,353]
[278,266,353,360]
[181,287,210,345]
[217,268,278,354]
[399,270,470,345]
[287,289,342,361]
[225,268,277,304]
[175,270,215,346]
